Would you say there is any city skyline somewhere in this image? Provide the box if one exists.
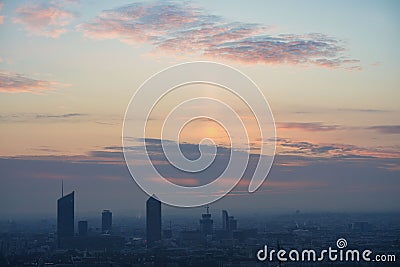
[55,189,247,246]
[1,180,399,265]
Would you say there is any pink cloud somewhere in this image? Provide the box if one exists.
[13,2,74,38]
[78,1,360,69]
[165,177,200,186]
[147,176,200,186]
[0,2,4,24]
[78,2,202,45]
[0,70,68,93]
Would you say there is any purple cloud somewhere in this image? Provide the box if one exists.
[0,70,68,93]
[368,125,400,134]
[78,1,360,69]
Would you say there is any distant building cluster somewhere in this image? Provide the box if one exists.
[0,184,398,266]
[56,189,243,249]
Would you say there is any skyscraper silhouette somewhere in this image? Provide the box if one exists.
[102,210,112,234]
[57,191,74,246]
[200,205,213,235]
[146,195,161,246]
[222,210,229,231]
[228,216,237,231]
[78,220,88,236]
[222,210,237,232]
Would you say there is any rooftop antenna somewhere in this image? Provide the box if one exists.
[206,205,209,214]
[61,179,64,197]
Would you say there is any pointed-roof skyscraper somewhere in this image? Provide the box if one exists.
[57,183,74,247]
[146,195,161,246]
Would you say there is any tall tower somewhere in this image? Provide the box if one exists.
[78,220,88,236]
[221,210,237,232]
[146,195,161,246]
[222,210,229,231]
[200,205,213,235]
[102,210,112,234]
[57,190,74,246]
[228,216,237,231]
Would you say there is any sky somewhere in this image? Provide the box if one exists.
[0,0,399,218]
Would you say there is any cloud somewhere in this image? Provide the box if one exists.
[292,108,391,114]
[101,138,400,185]
[0,113,87,124]
[1,140,399,215]
[78,1,360,69]
[13,1,75,38]
[0,70,68,93]
[276,137,400,159]
[0,2,4,24]
[116,137,400,166]
[368,125,400,134]
[337,108,390,113]
[3,137,400,215]
[35,113,85,119]
[278,122,341,132]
